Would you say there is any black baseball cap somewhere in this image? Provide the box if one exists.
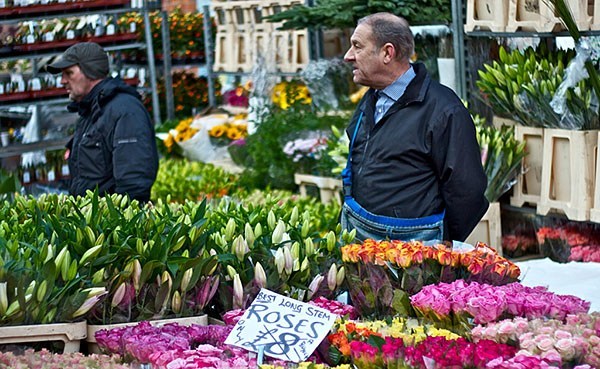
[46,42,109,79]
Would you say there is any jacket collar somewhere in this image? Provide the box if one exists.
[67,78,109,117]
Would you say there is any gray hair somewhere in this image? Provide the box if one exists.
[357,13,414,61]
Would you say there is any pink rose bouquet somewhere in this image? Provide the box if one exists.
[472,312,600,367]
[411,280,590,325]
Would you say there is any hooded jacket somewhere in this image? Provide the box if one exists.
[66,77,158,202]
[346,63,488,241]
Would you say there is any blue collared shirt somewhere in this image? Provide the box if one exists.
[374,65,416,123]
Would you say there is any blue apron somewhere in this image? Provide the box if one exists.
[341,111,444,242]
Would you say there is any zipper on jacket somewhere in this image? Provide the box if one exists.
[357,131,371,176]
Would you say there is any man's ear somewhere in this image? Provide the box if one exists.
[382,43,396,64]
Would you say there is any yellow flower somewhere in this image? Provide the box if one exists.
[164,134,174,151]
[350,86,369,104]
[209,125,226,138]
[226,128,243,140]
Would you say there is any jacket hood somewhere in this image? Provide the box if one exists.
[68,77,141,117]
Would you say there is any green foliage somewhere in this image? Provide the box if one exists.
[0,187,346,325]
[151,158,245,203]
[266,0,451,30]
[477,45,599,129]
[0,169,20,200]
[239,103,348,191]
[474,120,526,202]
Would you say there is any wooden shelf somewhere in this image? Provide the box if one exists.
[0,0,131,23]
[0,137,70,158]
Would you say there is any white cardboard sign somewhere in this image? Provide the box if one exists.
[224,289,337,363]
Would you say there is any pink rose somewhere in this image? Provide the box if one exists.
[554,338,577,361]
[534,334,555,353]
[540,349,562,366]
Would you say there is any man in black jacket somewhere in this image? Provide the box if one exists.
[341,13,488,242]
[46,42,158,203]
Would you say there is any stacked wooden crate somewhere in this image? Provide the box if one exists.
[211,0,309,73]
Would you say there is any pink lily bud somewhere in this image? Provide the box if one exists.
[111,283,127,307]
[132,259,142,291]
[283,246,293,275]
[307,275,324,300]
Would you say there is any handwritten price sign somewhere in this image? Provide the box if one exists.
[224,288,337,363]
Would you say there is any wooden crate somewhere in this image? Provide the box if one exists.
[465,202,502,255]
[510,126,544,208]
[213,26,234,72]
[211,0,309,73]
[507,0,591,32]
[0,321,86,353]
[593,0,600,29]
[278,30,309,73]
[492,115,518,129]
[294,173,342,204]
[537,129,597,221]
[465,0,509,32]
[506,0,564,32]
[589,132,600,222]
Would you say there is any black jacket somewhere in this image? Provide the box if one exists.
[346,63,488,241]
[66,77,158,202]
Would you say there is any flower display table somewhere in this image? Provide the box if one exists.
[86,315,208,353]
[0,320,86,353]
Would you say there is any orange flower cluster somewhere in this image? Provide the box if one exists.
[341,239,520,280]
[328,322,380,356]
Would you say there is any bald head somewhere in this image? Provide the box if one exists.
[357,12,414,62]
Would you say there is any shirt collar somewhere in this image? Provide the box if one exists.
[380,64,416,101]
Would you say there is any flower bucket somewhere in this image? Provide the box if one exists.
[0,321,86,353]
[86,315,208,353]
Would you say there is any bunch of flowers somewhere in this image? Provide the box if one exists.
[151,158,244,203]
[327,317,461,362]
[222,85,250,107]
[272,81,312,110]
[570,245,600,263]
[334,334,516,369]
[537,224,600,263]
[502,234,539,258]
[410,280,590,326]
[95,321,248,368]
[145,71,220,121]
[119,8,213,60]
[208,118,248,145]
[340,239,520,319]
[282,134,331,175]
[0,349,130,369]
[204,196,351,314]
[309,296,358,319]
[472,313,600,367]
[163,117,197,153]
[475,118,526,202]
[486,353,585,369]
[261,363,351,369]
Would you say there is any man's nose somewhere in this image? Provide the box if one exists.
[343,49,353,62]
